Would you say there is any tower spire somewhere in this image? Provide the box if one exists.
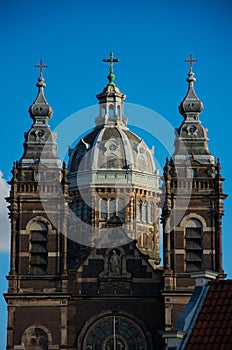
[179,54,203,119]
[29,60,53,122]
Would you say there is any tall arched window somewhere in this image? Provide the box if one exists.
[118,198,125,220]
[100,198,108,220]
[109,198,116,218]
[148,202,154,224]
[30,222,48,275]
[136,200,142,222]
[77,202,82,219]
[185,218,202,272]
[142,201,148,222]
[117,105,121,117]
[82,203,88,222]
[109,105,114,119]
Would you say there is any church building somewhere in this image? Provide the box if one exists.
[4,54,227,350]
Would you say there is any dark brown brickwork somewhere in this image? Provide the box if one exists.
[4,65,227,350]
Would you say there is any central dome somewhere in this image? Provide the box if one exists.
[68,67,159,191]
[69,124,156,174]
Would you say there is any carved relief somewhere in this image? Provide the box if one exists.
[109,249,122,276]
[23,327,49,350]
[183,124,198,136]
[34,129,45,141]
[99,248,131,290]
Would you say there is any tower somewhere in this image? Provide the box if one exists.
[162,55,227,330]
[5,63,70,349]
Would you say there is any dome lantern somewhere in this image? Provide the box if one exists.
[95,52,127,127]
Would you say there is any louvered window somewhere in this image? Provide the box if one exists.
[30,222,48,274]
[185,219,202,272]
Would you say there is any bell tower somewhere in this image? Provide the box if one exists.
[162,55,227,329]
[5,62,70,349]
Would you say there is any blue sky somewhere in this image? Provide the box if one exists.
[0,0,232,347]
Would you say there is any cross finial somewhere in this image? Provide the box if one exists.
[34,59,48,77]
[185,54,198,71]
[103,52,119,85]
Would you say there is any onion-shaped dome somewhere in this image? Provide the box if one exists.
[29,74,53,121]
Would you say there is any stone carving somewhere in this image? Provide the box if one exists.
[109,249,121,276]
[35,129,45,141]
[183,124,198,136]
[25,327,48,349]
[99,247,131,282]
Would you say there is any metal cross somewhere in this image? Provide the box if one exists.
[185,54,198,70]
[34,59,48,76]
[103,52,119,75]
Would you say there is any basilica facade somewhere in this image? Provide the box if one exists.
[4,54,227,349]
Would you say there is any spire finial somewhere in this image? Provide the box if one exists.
[29,59,52,120]
[178,54,203,117]
[34,59,48,77]
[103,52,119,85]
[184,54,198,85]
[185,54,198,72]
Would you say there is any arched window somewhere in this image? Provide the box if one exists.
[77,202,82,219]
[109,105,114,119]
[82,203,88,222]
[148,202,154,224]
[118,198,125,220]
[185,218,202,272]
[136,200,142,222]
[81,315,148,350]
[109,198,116,218]
[101,106,106,117]
[100,198,108,220]
[142,201,148,222]
[30,222,48,275]
[24,327,49,350]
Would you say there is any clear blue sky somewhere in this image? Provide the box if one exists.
[0,0,231,347]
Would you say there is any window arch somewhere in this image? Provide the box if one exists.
[118,198,125,220]
[185,218,202,272]
[136,200,142,222]
[100,198,125,221]
[30,221,48,275]
[22,325,51,350]
[109,104,114,119]
[148,202,154,224]
[109,198,116,218]
[142,201,148,222]
[77,202,82,219]
[117,105,121,117]
[79,314,149,350]
[101,198,108,220]
[82,203,88,222]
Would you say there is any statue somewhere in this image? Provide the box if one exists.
[109,250,121,276]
